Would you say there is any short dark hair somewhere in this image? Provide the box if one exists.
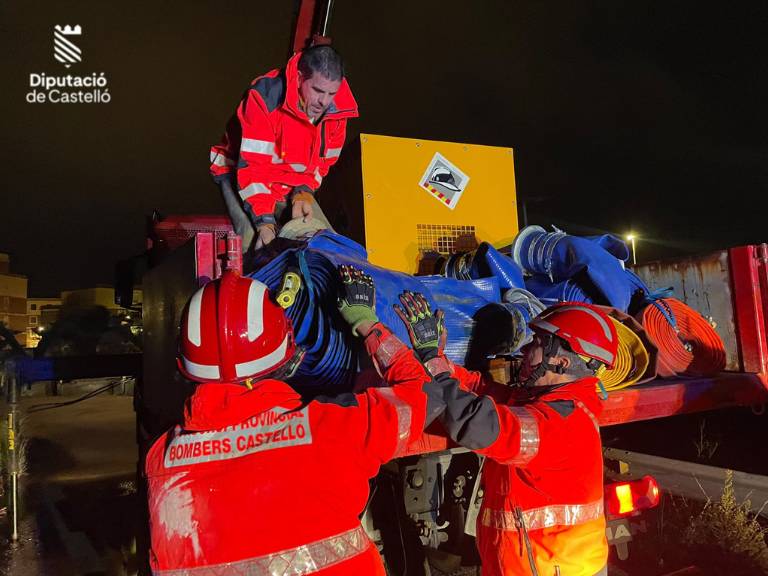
[298,45,344,81]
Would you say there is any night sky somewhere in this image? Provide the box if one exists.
[2,1,767,296]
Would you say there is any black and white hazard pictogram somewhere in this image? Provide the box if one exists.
[429,167,461,191]
[419,152,470,210]
[54,25,82,68]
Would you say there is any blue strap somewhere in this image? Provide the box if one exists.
[597,380,608,400]
[643,288,677,330]
[297,250,315,301]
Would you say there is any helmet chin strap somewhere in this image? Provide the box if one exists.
[271,346,306,381]
[520,335,563,388]
[520,335,598,388]
[244,346,307,387]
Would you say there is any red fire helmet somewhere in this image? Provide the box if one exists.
[178,271,296,383]
[529,302,618,369]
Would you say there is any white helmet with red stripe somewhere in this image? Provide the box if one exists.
[178,271,296,383]
[529,302,618,369]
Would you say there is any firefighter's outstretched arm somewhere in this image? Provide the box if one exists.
[394,291,450,376]
[395,292,512,400]
[432,374,547,466]
[336,266,445,463]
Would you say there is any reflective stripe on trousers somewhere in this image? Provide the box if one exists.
[481,498,604,532]
[154,525,371,575]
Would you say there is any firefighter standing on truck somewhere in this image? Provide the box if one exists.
[145,267,440,575]
[209,45,358,252]
[396,294,617,576]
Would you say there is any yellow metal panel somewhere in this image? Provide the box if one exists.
[359,134,518,273]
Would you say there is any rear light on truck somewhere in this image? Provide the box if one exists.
[605,475,660,518]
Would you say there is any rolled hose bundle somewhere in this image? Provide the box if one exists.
[596,317,650,390]
[524,269,649,312]
[250,232,500,392]
[636,298,726,377]
[524,275,594,306]
[442,242,525,289]
[511,225,633,311]
[253,249,357,392]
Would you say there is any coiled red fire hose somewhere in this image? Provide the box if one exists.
[636,298,726,377]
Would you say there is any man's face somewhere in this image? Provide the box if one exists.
[298,72,342,120]
[519,334,545,381]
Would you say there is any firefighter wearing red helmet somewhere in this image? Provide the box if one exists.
[397,297,618,576]
[145,267,438,576]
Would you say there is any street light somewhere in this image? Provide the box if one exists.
[625,234,637,266]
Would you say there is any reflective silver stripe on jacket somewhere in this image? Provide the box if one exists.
[241,138,283,164]
[154,525,371,576]
[498,406,540,465]
[210,152,234,167]
[377,387,412,457]
[481,498,604,532]
[241,138,274,155]
[239,182,271,200]
[289,163,307,172]
[325,147,342,158]
[575,399,600,433]
[372,333,406,371]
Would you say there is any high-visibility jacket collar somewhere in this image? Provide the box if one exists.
[283,52,359,124]
[183,381,302,432]
[514,376,602,408]
[538,376,602,417]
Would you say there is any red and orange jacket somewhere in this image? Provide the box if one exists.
[145,326,434,576]
[209,52,358,222]
[436,363,608,576]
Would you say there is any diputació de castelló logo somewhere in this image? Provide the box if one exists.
[26,25,112,104]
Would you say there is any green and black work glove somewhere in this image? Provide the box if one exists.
[394,291,445,362]
[337,265,379,336]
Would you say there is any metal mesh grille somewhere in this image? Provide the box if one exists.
[416,224,476,255]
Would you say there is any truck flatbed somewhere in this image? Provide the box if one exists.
[402,372,768,456]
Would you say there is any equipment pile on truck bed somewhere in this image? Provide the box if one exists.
[134,135,768,575]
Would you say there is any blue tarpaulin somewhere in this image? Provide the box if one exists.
[250,232,502,391]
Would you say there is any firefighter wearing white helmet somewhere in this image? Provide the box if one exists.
[145,268,440,576]
[397,298,618,576]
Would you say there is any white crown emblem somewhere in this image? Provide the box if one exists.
[55,24,82,35]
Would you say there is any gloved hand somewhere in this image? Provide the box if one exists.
[337,265,379,336]
[394,291,445,362]
[291,190,315,221]
[254,223,276,249]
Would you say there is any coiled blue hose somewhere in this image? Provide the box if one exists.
[512,225,634,311]
[250,232,502,392]
[443,242,525,289]
[524,275,594,306]
[469,243,525,289]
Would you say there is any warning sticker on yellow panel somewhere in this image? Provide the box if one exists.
[418,152,470,210]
